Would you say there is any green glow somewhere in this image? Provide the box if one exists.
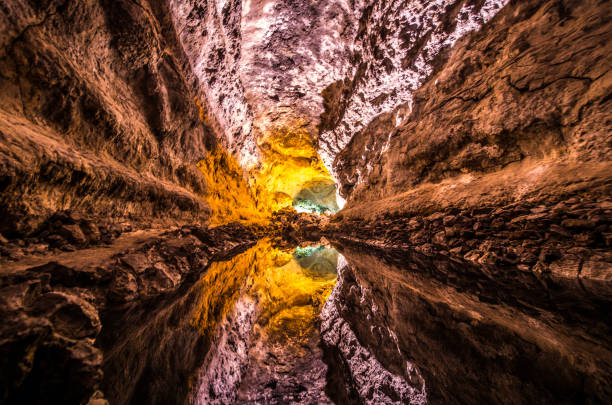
[293,198,336,214]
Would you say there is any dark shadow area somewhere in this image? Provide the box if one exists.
[322,242,612,404]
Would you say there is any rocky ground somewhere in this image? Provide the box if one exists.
[0,211,130,261]
[327,195,612,289]
[268,207,330,243]
[0,222,256,404]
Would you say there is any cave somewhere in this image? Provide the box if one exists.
[0,0,611,404]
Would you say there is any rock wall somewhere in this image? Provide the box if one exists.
[334,0,611,201]
[329,0,612,272]
[169,0,258,165]
[0,0,521,229]
[318,0,509,174]
[0,0,220,236]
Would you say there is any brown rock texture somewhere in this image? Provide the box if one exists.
[335,0,611,200]
[0,223,256,404]
[318,0,510,171]
[0,0,219,237]
[330,0,612,269]
[0,0,611,403]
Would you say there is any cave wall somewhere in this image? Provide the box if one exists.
[326,0,612,292]
[318,0,510,173]
[334,0,611,203]
[0,0,525,234]
[169,0,258,165]
[0,0,221,235]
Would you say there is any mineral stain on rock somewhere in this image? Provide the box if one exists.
[1,0,611,404]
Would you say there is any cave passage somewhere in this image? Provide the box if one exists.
[293,179,340,214]
[1,0,611,404]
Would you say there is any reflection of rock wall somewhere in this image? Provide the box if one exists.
[331,247,612,404]
[320,259,427,404]
[192,239,338,403]
[0,223,256,404]
[293,246,339,276]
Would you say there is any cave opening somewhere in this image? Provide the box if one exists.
[292,179,340,215]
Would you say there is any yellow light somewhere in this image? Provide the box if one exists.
[190,239,337,343]
[196,116,335,225]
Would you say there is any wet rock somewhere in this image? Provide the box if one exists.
[120,253,149,274]
[580,261,612,282]
[407,217,422,231]
[87,391,109,405]
[561,219,590,229]
[478,251,498,266]
[109,269,139,303]
[28,243,49,254]
[549,257,581,279]
[432,231,446,246]
[81,222,101,244]
[532,261,550,274]
[28,262,102,287]
[33,291,102,339]
[442,215,456,226]
[1,245,25,261]
[60,243,77,252]
[0,277,103,404]
[1,222,257,403]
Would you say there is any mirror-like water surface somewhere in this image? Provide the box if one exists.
[100,239,611,405]
[192,239,338,403]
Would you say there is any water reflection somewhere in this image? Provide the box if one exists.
[192,239,338,404]
[327,244,612,405]
[101,238,610,404]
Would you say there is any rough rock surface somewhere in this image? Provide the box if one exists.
[169,0,257,164]
[329,0,612,281]
[327,196,612,287]
[0,210,130,262]
[167,0,510,173]
[0,0,219,236]
[319,0,509,173]
[0,223,256,404]
[334,0,611,199]
[0,0,611,403]
[269,207,330,243]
